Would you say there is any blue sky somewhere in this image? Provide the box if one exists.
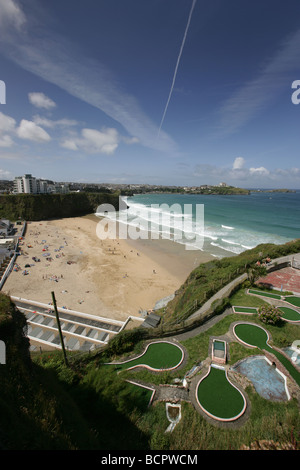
[0,0,300,188]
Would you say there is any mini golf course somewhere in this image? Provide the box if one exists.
[248,289,300,308]
[104,314,299,425]
[196,365,246,421]
[285,296,300,308]
[234,322,270,349]
[107,341,184,372]
[234,289,300,323]
[278,306,300,322]
[233,305,300,322]
[233,306,258,314]
[248,289,282,300]
[233,323,300,387]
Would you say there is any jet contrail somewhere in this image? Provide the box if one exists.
[158,0,197,137]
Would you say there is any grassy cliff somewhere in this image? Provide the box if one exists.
[0,192,120,221]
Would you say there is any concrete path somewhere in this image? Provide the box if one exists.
[174,308,232,342]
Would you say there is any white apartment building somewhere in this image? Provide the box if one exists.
[14,174,48,194]
[13,175,68,194]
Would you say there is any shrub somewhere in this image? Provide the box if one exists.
[212,297,231,315]
[104,328,149,358]
[257,305,282,325]
[247,264,267,285]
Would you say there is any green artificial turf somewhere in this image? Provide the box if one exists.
[197,366,245,420]
[111,341,183,371]
[248,289,282,300]
[234,323,269,349]
[233,306,258,314]
[285,296,300,308]
[279,307,300,322]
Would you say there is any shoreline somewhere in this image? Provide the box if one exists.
[3,214,213,321]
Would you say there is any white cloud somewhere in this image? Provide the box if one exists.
[0,0,26,32]
[61,139,78,151]
[0,111,16,133]
[81,128,118,154]
[0,2,177,154]
[249,166,270,176]
[28,92,56,110]
[0,135,14,147]
[0,111,53,148]
[17,119,51,142]
[61,127,119,155]
[194,158,300,187]
[122,136,139,145]
[33,115,78,128]
[0,111,16,147]
[232,157,245,170]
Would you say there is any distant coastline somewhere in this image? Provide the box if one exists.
[250,188,296,193]
[119,184,250,197]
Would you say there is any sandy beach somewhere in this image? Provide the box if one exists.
[3,215,213,322]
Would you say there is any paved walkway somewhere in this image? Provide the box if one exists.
[174,308,232,342]
[154,385,190,403]
[188,274,247,323]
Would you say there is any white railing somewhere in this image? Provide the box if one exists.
[0,222,26,290]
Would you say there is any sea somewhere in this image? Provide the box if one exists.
[96,190,300,259]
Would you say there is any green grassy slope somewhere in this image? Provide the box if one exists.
[163,239,300,326]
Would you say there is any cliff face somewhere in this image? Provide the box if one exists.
[0,192,120,221]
